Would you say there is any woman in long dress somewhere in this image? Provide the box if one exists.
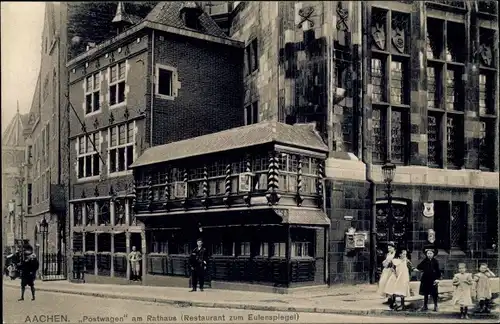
[385,248,412,310]
[377,241,396,304]
[452,263,474,319]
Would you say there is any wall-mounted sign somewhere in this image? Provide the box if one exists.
[423,202,434,217]
[238,172,253,192]
[427,229,436,244]
[174,182,187,199]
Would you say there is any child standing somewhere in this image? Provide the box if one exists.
[385,248,412,310]
[452,263,474,319]
[474,263,496,313]
[377,242,397,305]
[416,246,441,311]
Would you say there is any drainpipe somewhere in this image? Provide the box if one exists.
[149,30,155,146]
[358,2,377,285]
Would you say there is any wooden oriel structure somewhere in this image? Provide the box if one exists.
[129,121,330,288]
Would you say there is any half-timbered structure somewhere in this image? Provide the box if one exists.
[129,122,330,289]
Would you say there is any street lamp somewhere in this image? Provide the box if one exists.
[40,217,49,278]
[381,162,397,246]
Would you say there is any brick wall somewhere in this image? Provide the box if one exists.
[147,32,244,146]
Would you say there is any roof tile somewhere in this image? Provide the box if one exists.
[131,122,328,168]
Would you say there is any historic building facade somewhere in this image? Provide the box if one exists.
[130,122,330,289]
[66,2,243,283]
[20,3,69,280]
[227,1,499,284]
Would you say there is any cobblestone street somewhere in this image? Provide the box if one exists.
[5,286,494,324]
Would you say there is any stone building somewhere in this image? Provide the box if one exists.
[20,2,69,280]
[2,108,29,256]
[66,1,243,283]
[225,1,498,284]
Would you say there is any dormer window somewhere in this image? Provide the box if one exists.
[180,3,203,31]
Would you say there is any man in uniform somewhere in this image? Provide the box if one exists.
[17,245,39,301]
[189,238,208,292]
[128,246,142,281]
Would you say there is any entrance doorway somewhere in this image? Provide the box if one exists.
[130,233,142,281]
[375,199,410,280]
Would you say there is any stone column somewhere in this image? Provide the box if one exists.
[110,233,115,278]
[94,232,98,275]
[125,201,130,226]
[141,231,146,284]
[110,200,115,226]
[82,202,87,227]
[126,232,131,280]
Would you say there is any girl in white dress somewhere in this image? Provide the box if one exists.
[474,263,496,313]
[385,248,412,310]
[377,242,396,304]
[452,263,474,319]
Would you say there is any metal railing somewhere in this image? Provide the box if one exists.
[40,252,67,281]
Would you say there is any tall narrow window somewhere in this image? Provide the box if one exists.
[372,108,386,163]
[446,115,463,168]
[390,60,405,105]
[479,120,495,170]
[85,73,100,114]
[109,62,126,106]
[427,66,440,109]
[245,39,258,75]
[244,101,259,125]
[427,113,442,167]
[77,133,101,179]
[108,122,135,173]
[450,201,467,251]
[370,58,385,102]
[390,110,405,163]
[445,69,458,111]
[479,73,495,115]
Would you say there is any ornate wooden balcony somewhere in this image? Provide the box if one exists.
[130,122,328,216]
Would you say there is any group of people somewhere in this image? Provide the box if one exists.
[378,242,496,318]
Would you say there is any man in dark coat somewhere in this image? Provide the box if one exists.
[189,238,208,292]
[17,245,39,301]
[416,245,441,311]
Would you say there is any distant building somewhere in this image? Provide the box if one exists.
[2,108,29,255]
[66,1,243,282]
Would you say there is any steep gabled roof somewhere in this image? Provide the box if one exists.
[144,1,228,38]
[130,122,328,168]
[2,111,28,147]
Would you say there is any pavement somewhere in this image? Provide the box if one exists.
[4,287,482,324]
[3,277,499,321]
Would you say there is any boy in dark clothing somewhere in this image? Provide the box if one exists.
[17,246,39,301]
[189,239,208,292]
[416,246,441,311]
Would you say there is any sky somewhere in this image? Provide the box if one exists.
[1,2,45,133]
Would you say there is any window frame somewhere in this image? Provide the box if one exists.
[84,72,101,115]
[107,121,136,176]
[244,101,259,125]
[108,61,127,108]
[425,17,466,169]
[76,132,101,180]
[370,8,411,165]
[245,38,259,75]
[155,64,178,101]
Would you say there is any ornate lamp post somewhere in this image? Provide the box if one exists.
[381,162,397,245]
[40,217,49,278]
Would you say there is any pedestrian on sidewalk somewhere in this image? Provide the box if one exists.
[377,241,396,306]
[17,245,39,301]
[474,263,496,313]
[416,245,441,312]
[384,247,412,311]
[128,246,142,281]
[452,263,474,319]
[189,238,208,292]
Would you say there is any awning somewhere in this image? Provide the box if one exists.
[274,208,331,226]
